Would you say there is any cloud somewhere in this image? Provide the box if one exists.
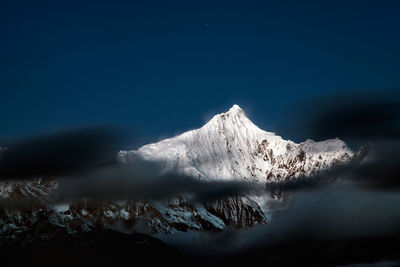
[0,126,128,180]
[53,158,265,203]
[350,140,400,191]
[157,184,400,265]
[280,91,400,144]
[277,91,400,192]
[308,93,400,141]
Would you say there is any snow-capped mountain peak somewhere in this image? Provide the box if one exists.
[119,105,354,183]
[206,104,262,133]
[219,104,246,119]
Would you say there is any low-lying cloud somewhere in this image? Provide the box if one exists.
[0,126,127,180]
[53,159,266,203]
[157,184,400,265]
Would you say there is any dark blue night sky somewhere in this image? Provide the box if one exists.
[1,0,399,143]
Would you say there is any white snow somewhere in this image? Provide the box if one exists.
[120,209,130,220]
[54,203,70,213]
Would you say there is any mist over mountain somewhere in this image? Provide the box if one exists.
[0,104,383,266]
[1,97,400,266]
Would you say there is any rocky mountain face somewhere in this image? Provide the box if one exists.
[0,105,363,237]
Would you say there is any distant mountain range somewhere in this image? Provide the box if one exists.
[0,105,365,238]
